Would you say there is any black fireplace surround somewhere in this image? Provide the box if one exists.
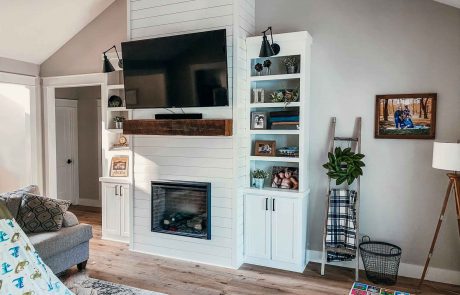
[151,180,211,240]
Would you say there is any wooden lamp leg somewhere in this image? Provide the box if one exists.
[453,178,460,237]
[418,178,454,289]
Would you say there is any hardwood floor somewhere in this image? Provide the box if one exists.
[68,205,459,295]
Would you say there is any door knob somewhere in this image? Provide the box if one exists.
[67,159,73,164]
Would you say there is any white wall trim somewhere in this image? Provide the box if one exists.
[78,198,101,207]
[42,73,106,198]
[0,72,38,86]
[308,250,460,285]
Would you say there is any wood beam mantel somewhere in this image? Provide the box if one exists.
[123,119,233,136]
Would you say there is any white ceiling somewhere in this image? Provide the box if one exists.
[0,0,115,64]
[434,0,460,9]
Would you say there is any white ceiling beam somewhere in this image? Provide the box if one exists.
[434,0,460,9]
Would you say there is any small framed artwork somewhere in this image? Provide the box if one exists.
[110,156,129,177]
[375,93,437,139]
[251,112,267,130]
[254,140,276,156]
[271,166,299,190]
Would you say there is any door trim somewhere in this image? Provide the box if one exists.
[42,73,106,198]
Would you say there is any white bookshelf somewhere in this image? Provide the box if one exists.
[243,31,312,273]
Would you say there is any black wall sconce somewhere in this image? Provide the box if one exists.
[102,45,123,73]
[259,27,280,57]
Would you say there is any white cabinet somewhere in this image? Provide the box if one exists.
[102,182,130,243]
[244,193,307,272]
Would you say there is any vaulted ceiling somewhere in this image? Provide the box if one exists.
[0,0,115,64]
[435,0,460,9]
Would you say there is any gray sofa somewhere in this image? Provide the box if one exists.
[28,216,93,274]
[0,186,93,274]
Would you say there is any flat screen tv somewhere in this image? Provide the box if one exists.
[121,29,228,109]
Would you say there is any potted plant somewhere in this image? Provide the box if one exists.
[113,116,125,129]
[263,59,272,75]
[251,169,269,189]
[283,56,297,74]
[323,147,365,185]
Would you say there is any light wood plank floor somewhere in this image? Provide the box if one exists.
[67,206,459,295]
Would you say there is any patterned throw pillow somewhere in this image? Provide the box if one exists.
[0,185,39,218]
[17,193,71,233]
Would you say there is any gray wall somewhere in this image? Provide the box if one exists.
[55,86,101,203]
[40,0,127,77]
[256,0,460,271]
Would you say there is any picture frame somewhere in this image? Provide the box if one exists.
[110,156,129,177]
[271,166,299,190]
[251,112,267,130]
[254,140,276,157]
[375,93,437,139]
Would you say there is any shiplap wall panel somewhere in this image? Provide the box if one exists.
[129,0,254,268]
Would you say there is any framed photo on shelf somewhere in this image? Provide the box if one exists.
[375,93,437,139]
[271,166,299,190]
[254,140,276,156]
[110,156,129,177]
[251,112,267,130]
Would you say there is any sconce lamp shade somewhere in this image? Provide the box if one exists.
[432,142,460,171]
[259,34,275,57]
[103,54,115,73]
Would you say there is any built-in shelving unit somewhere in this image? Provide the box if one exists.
[243,31,312,273]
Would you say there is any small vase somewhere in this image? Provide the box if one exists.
[115,122,123,129]
[253,178,265,189]
[286,65,296,74]
[265,68,271,75]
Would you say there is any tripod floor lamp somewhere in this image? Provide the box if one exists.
[419,142,460,288]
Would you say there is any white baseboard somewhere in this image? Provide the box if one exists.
[77,198,101,207]
[308,250,460,285]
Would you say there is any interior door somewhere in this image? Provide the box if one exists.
[244,194,271,259]
[271,197,299,264]
[55,99,78,203]
[102,183,121,236]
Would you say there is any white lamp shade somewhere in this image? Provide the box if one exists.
[432,142,460,171]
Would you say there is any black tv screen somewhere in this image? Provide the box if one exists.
[121,29,228,109]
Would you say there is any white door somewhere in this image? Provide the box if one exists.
[120,185,130,238]
[271,197,299,264]
[244,194,271,259]
[102,183,121,236]
[55,99,78,203]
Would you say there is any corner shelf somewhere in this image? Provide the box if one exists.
[250,130,300,135]
[107,107,127,112]
[107,129,124,133]
[250,73,301,82]
[250,102,300,108]
[243,187,307,198]
[249,156,299,163]
[107,84,124,90]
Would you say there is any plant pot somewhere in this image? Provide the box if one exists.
[115,122,123,129]
[286,65,297,74]
[253,178,265,189]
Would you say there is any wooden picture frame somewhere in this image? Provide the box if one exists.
[110,156,129,177]
[254,140,276,156]
[375,93,437,139]
[251,112,267,130]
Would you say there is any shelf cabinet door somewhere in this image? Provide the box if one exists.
[120,185,130,238]
[102,183,122,237]
[271,197,300,264]
[244,194,271,260]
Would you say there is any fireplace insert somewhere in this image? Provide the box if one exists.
[151,180,211,240]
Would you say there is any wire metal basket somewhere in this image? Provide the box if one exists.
[359,236,402,285]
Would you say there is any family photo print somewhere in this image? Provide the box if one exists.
[375,93,437,139]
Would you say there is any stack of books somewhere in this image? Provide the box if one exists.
[269,110,299,130]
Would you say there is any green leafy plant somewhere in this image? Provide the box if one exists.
[271,89,299,106]
[113,116,125,123]
[283,56,297,67]
[251,169,269,179]
[323,147,365,185]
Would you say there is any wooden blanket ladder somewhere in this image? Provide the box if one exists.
[320,117,362,281]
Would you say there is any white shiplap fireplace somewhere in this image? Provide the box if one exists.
[128,0,255,268]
